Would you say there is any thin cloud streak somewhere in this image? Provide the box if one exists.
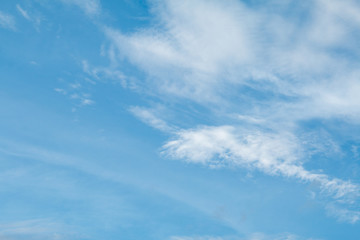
[16,4,31,21]
[129,106,177,133]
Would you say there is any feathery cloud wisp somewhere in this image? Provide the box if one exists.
[0,11,15,30]
[101,0,360,222]
[16,4,31,21]
[163,126,359,200]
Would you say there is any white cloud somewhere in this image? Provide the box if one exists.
[103,0,257,103]
[163,126,359,200]
[69,83,81,89]
[15,4,42,31]
[16,4,31,21]
[80,98,94,106]
[105,0,360,120]
[70,93,95,106]
[130,106,176,132]
[54,88,67,95]
[162,125,360,222]
[102,0,360,222]
[326,203,360,224]
[55,78,95,108]
[0,11,16,30]
[82,60,129,87]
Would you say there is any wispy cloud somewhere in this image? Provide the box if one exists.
[15,4,42,31]
[55,77,95,109]
[326,203,360,224]
[82,60,129,87]
[0,218,75,240]
[163,126,359,203]
[129,106,177,132]
[0,11,16,30]
[101,0,360,222]
[16,4,31,21]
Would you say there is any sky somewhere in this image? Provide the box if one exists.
[0,0,360,239]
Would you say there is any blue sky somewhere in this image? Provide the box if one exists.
[0,0,360,239]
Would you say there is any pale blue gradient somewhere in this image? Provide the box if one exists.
[0,1,359,240]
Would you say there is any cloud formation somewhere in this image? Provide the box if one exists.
[0,11,16,30]
[163,125,360,220]
[105,0,360,118]
[101,0,360,222]
[16,4,31,21]
[130,106,176,132]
